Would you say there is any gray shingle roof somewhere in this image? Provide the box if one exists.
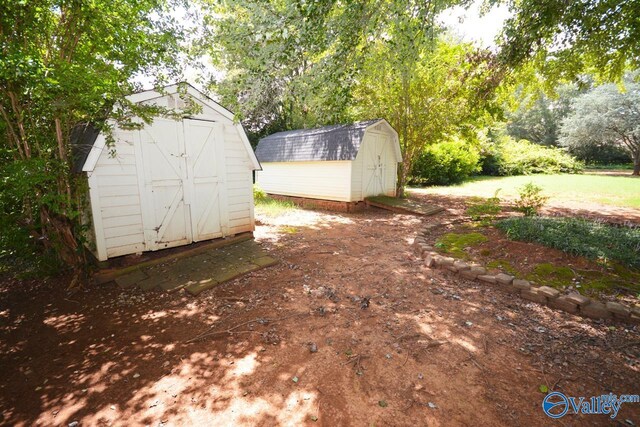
[255,119,382,162]
[71,122,100,173]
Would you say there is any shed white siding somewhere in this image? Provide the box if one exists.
[256,161,352,202]
[88,129,145,259]
[83,84,259,261]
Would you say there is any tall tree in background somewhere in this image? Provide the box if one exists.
[497,0,640,82]
[0,0,189,285]
[506,84,586,146]
[560,82,640,175]
[352,39,502,195]
[203,0,358,139]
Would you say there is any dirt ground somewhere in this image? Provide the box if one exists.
[1,200,639,426]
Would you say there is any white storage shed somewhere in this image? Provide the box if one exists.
[73,84,260,261]
[254,119,401,202]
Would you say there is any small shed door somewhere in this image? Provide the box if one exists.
[184,119,224,242]
[362,133,388,197]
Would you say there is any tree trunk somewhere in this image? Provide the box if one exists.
[397,171,406,198]
[632,150,640,175]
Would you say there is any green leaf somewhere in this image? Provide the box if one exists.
[539,384,549,393]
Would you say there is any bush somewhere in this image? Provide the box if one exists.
[482,137,583,176]
[514,182,549,216]
[411,138,481,186]
[496,217,640,269]
[253,184,268,202]
[568,142,631,165]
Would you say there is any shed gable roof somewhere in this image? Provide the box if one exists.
[78,83,261,172]
[255,119,386,162]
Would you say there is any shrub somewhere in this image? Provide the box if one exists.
[411,137,481,186]
[568,142,631,165]
[482,137,583,176]
[514,182,549,216]
[253,184,268,202]
[466,189,502,225]
[496,216,640,270]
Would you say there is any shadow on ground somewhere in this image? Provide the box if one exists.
[0,207,638,426]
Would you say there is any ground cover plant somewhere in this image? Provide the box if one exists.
[495,216,640,270]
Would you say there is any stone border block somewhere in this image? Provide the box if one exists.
[412,223,634,323]
[606,301,630,318]
[548,296,579,314]
[565,293,591,307]
[521,287,547,304]
[512,279,531,291]
[538,286,560,299]
[495,273,514,286]
[477,275,497,284]
[460,266,487,280]
[581,301,612,319]
[453,260,470,271]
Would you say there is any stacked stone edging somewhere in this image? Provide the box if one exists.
[413,222,640,324]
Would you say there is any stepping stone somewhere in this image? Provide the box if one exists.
[159,276,190,291]
[253,256,278,267]
[137,276,162,291]
[115,269,148,288]
[235,263,260,274]
[185,277,220,296]
[215,267,242,284]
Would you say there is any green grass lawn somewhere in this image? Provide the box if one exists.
[409,174,640,209]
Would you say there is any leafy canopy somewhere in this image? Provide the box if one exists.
[497,0,640,82]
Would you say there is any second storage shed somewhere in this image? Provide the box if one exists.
[254,119,401,203]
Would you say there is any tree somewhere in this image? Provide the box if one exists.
[497,0,640,82]
[352,38,502,195]
[506,83,586,146]
[559,83,640,175]
[202,0,358,140]
[0,0,190,284]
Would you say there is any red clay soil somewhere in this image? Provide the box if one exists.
[1,207,639,426]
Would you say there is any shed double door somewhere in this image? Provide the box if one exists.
[137,118,226,251]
